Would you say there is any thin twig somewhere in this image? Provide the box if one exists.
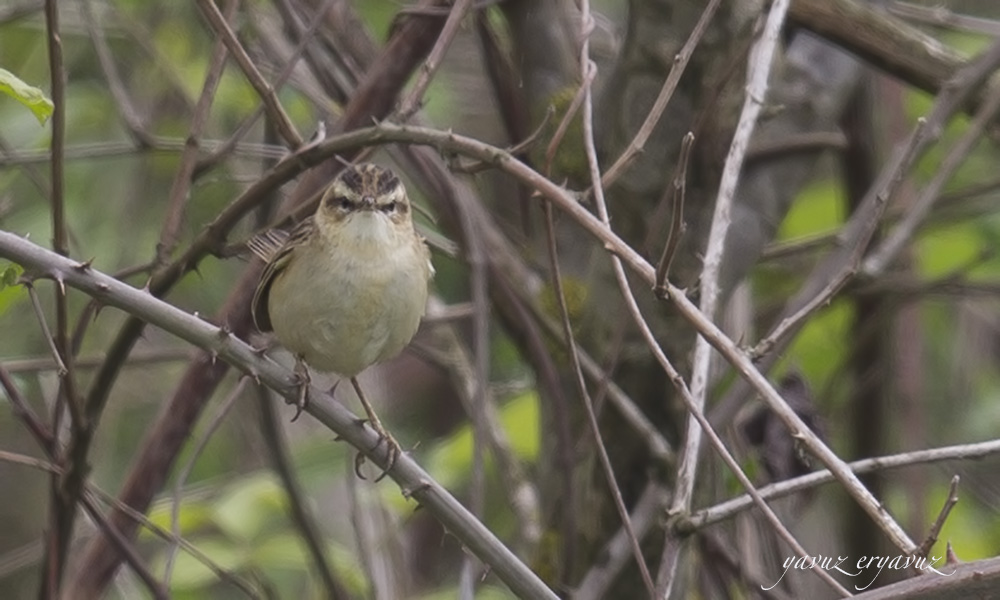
[395,0,473,120]
[154,0,235,269]
[79,494,168,600]
[599,0,721,190]
[572,483,669,600]
[749,118,931,360]
[543,198,654,594]
[23,281,68,377]
[0,138,287,165]
[0,365,55,449]
[0,450,60,473]
[759,230,838,261]
[43,0,81,437]
[345,467,398,599]
[889,1,1000,36]
[455,156,492,597]
[79,0,154,146]
[424,299,541,549]
[194,0,303,148]
[44,0,66,264]
[917,475,960,559]
[196,0,340,175]
[86,488,262,598]
[575,2,656,594]
[543,72,590,175]
[1,348,191,374]
[653,132,694,297]
[686,440,1000,530]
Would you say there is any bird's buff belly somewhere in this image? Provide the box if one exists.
[267,253,426,376]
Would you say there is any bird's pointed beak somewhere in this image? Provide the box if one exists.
[360,196,376,210]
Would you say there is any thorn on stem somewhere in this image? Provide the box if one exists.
[401,481,432,499]
[72,258,94,272]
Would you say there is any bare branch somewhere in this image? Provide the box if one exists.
[686,440,1000,529]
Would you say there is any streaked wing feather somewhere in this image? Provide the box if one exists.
[250,219,314,332]
[246,229,289,262]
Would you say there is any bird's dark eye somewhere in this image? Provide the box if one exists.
[325,195,352,210]
[380,201,397,213]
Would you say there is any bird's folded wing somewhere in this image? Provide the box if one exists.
[249,219,315,332]
[247,229,291,263]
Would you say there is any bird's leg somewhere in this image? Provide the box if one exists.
[290,355,310,422]
[350,376,400,481]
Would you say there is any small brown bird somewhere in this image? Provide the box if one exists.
[250,163,433,472]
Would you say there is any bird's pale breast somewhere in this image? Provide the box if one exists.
[267,222,429,376]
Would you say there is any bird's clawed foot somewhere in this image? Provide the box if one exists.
[290,356,310,422]
[353,425,401,482]
[350,377,400,482]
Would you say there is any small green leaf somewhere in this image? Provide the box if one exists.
[1,263,23,290]
[211,474,286,541]
[0,68,54,124]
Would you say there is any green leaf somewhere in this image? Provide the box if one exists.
[155,537,247,590]
[211,474,286,541]
[423,391,539,490]
[917,225,982,279]
[0,68,54,124]
[144,500,215,541]
[1,262,23,290]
